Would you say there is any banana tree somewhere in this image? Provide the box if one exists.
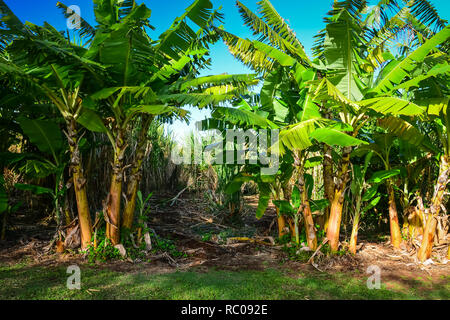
[348,152,375,254]
[203,92,334,248]
[200,98,291,238]
[305,4,449,252]
[224,154,296,240]
[379,98,450,260]
[0,3,109,248]
[311,11,449,252]
[217,0,448,253]
[414,76,450,261]
[0,114,76,242]
[292,149,324,250]
[0,66,99,249]
[419,118,450,261]
[83,0,258,244]
[15,117,67,222]
[200,95,303,240]
[352,133,407,248]
[376,25,450,260]
[382,102,450,260]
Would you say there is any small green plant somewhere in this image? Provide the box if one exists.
[151,233,187,258]
[125,245,151,261]
[320,243,346,256]
[136,191,152,224]
[281,243,312,262]
[316,224,325,241]
[87,230,123,263]
[201,232,213,242]
[277,233,292,245]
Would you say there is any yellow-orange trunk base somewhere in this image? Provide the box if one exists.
[417,216,437,262]
[67,120,92,250]
[418,156,449,262]
[122,178,139,231]
[349,223,358,255]
[388,186,402,249]
[277,211,287,239]
[106,173,122,245]
[302,205,317,250]
[73,169,92,250]
[326,191,344,253]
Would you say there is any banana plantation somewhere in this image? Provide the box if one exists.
[0,0,449,301]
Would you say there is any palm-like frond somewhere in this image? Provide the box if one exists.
[157,0,222,60]
[160,91,242,109]
[321,10,366,101]
[0,55,50,100]
[364,5,410,68]
[365,0,446,57]
[219,29,274,74]
[173,74,259,93]
[56,2,96,44]
[253,40,297,67]
[409,0,447,32]
[275,118,320,154]
[150,55,194,82]
[309,125,368,147]
[236,0,310,65]
[378,116,436,152]
[418,97,450,116]
[256,0,306,52]
[259,68,283,114]
[360,96,425,115]
[313,0,368,59]
[117,0,137,19]
[313,78,360,113]
[0,0,28,49]
[372,25,450,94]
[211,106,276,129]
[92,0,120,27]
[274,90,323,153]
[389,62,450,93]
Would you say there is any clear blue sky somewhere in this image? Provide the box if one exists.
[5,0,450,139]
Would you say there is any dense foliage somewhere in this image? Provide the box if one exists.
[0,0,449,263]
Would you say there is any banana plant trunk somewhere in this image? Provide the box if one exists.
[122,117,152,231]
[323,143,334,232]
[106,130,126,245]
[67,119,92,249]
[298,174,317,250]
[387,181,402,248]
[348,221,358,254]
[122,174,140,232]
[418,155,449,262]
[322,108,334,232]
[326,147,352,253]
[276,207,287,239]
[349,197,362,254]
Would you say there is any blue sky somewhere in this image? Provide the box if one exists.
[4,0,450,139]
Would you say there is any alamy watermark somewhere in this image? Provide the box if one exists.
[171,122,280,175]
[366,265,381,289]
[66,265,81,290]
[66,5,81,30]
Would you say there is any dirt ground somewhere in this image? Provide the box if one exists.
[0,192,448,287]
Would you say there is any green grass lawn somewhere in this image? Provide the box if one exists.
[0,263,448,300]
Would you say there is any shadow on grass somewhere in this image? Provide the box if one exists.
[0,263,448,300]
